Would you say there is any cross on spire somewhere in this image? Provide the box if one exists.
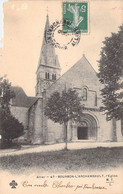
[46,6,49,17]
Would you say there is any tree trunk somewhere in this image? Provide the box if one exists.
[112,118,117,142]
[64,123,68,150]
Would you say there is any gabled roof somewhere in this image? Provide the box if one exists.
[11,86,38,108]
[46,55,103,97]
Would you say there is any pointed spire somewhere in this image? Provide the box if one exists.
[55,55,60,67]
[44,13,50,33]
[37,15,61,71]
[46,6,49,18]
[36,14,61,96]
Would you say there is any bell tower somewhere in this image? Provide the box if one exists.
[36,15,61,96]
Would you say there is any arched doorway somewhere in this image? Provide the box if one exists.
[77,121,88,139]
[77,114,98,140]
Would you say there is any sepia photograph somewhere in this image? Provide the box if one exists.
[0,0,123,193]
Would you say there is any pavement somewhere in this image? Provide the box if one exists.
[0,141,123,157]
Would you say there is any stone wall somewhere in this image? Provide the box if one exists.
[45,119,64,144]
[10,106,28,129]
[46,56,103,100]
[116,120,123,141]
[28,104,35,143]
[32,98,44,144]
[44,109,123,143]
[35,55,123,143]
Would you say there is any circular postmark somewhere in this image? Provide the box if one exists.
[45,20,81,49]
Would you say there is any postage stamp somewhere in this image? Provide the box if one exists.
[63,2,88,33]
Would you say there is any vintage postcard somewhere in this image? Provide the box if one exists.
[0,0,123,194]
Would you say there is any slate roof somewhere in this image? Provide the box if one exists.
[11,86,38,108]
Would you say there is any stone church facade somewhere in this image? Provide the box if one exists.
[10,16,123,144]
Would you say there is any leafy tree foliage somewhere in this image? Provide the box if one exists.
[1,113,24,143]
[0,77,24,145]
[0,77,15,114]
[44,88,83,149]
[98,25,123,121]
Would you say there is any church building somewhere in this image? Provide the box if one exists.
[10,15,123,144]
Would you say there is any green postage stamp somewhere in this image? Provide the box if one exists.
[63,2,88,33]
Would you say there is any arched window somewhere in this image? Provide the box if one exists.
[52,73,56,80]
[83,88,87,101]
[54,74,56,80]
[45,72,47,79]
[45,72,50,80]
[47,73,49,80]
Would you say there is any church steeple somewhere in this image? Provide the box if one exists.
[36,15,61,96]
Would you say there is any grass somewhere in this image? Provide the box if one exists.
[0,147,123,174]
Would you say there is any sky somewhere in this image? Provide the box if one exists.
[0,0,123,96]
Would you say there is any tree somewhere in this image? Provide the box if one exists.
[0,77,15,114]
[44,88,83,150]
[1,113,24,144]
[98,25,123,122]
[0,77,24,146]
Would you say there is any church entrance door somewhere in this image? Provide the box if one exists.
[77,126,88,140]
